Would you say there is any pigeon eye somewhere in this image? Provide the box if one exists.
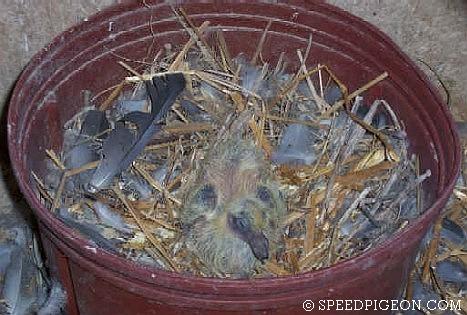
[229,214,250,233]
[235,216,248,229]
[257,186,273,204]
[196,184,217,208]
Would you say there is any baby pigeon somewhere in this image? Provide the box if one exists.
[181,137,286,277]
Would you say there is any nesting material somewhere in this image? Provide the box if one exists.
[402,186,467,313]
[33,12,434,279]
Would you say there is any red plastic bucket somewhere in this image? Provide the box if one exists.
[7,1,460,314]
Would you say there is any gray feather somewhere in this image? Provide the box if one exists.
[88,73,185,190]
[324,84,342,105]
[441,218,466,248]
[92,201,132,234]
[1,228,36,315]
[117,99,148,115]
[271,116,318,166]
[37,281,67,315]
[57,209,121,253]
[88,122,134,190]
[121,172,153,200]
[435,260,467,284]
[64,143,99,189]
[80,110,109,138]
[0,245,13,277]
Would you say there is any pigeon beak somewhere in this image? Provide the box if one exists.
[228,213,270,262]
[244,230,269,262]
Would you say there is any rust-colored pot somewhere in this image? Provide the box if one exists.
[7,1,460,314]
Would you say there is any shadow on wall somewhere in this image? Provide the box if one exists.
[0,83,35,228]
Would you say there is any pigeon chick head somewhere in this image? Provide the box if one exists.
[181,137,286,278]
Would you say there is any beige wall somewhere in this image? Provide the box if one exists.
[328,0,467,120]
[0,0,116,112]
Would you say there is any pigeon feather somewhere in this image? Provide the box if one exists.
[92,201,132,234]
[57,209,120,253]
[1,228,36,315]
[89,73,185,190]
[37,281,67,315]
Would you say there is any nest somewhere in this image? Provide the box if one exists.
[32,8,434,279]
